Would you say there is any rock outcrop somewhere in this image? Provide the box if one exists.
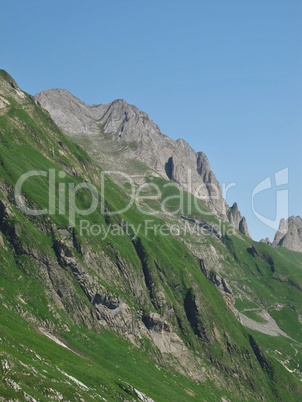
[273,216,302,253]
[227,202,250,237]
[35,90,231,218]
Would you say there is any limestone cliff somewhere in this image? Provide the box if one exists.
[273,216,302,253]
[227,202,250,237]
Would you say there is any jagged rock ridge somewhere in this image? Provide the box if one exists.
[35,89,249,234]
[273,216,302,253]
[227,202,250,237]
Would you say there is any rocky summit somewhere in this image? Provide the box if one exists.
[227,202,250,237]
[273,216,302,253]
[35,89,248,230]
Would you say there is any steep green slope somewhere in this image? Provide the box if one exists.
[0,70,301,401]
[220,234,302,384]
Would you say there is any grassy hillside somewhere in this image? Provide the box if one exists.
[0,70,301,401]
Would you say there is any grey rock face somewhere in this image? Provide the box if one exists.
[35,90,243,219]
[35,89,109,136]
[227,203,250,237]
[273,216,302,253]
[239,217,250,237]
[196,152,226,217]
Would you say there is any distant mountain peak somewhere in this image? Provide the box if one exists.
[273,216,302,253]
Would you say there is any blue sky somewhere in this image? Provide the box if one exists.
[1,0,301,240]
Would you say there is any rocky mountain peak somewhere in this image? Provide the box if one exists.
[273,216,302,253]
[100,98,161,142]
[35,88,109,136]
[227,202,250,237]
[34,90,251,223]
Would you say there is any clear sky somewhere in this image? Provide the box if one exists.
[1,0,301,241]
